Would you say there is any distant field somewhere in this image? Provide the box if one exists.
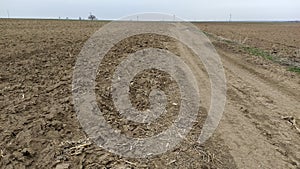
[196,22,300,64]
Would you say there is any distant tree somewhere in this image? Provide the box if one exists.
[88,13,96,21]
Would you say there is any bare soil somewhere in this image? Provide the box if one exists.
[196,22,300,63]
[1,19,299,168]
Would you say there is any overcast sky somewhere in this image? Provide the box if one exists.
[0,0,299,21]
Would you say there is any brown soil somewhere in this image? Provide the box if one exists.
[196,22,300,63]
[1,19,299,169]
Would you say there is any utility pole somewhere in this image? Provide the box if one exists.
[137,16,139,21]
[7,10,10,18]
[229,13,232,22]
[173,14,175,22]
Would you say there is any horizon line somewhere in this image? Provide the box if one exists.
[1,17,300,23]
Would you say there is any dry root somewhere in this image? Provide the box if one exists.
[282,116,300,134]
[59,138,92,156]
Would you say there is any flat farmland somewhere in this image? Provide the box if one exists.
[197,22,300,65]
[1,19,300,168]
